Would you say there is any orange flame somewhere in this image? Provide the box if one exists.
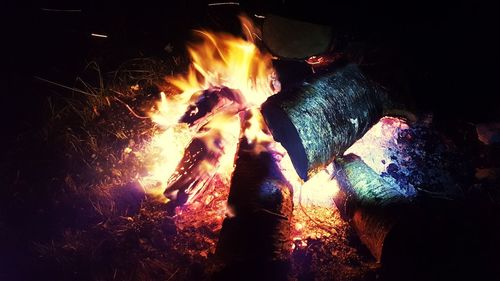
[134,16,409,256]
[139,16,276,200]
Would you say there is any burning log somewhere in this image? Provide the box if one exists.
[215,138,293,275]
[162,137,219,207]
[261,63,387,180]
[163,112,241,210]
[332,154,416,262]
[179,86,245,127]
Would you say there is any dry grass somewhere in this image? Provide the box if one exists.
[29,57,208,281]
[21,55,375,281]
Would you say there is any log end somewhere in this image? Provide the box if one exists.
[261,98,309,181]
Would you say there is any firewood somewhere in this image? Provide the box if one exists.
[216,139,293,264]
[261,64,386,180]
[333,154,416,262]
[163,113,241,210]
[179,86,244,127]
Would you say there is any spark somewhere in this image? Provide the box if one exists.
[91,33,108,38]
[208,2,240,6]
[41,8,82,12]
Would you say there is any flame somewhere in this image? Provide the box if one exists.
[138,16,344,248]
[242,107,274,154]
[139,16,276,201]
[132,16,414,259]
[163,112,241,204]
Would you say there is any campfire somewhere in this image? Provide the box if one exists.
[6,2,500,281]
[123,15,421,270]
[135,16,338,256]
[139,16,278,201]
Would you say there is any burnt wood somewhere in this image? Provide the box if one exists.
[215,139,293,280]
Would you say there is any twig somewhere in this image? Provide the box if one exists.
[166,268,180,281]
[112,95,150,119]
[83,61,105,92]
[75,77,99,97]
[259,208,288,220]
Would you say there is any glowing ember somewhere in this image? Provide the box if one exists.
[289,162,343,243]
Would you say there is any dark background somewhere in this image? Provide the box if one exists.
[2,0,500,280]
[4,0,500,135]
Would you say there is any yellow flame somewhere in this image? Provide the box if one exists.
[135,16,406,251]
[140,16,276,198]
[242,107,274,154]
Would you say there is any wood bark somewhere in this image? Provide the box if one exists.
[333,154,416,262]
[216,139,293,264]
[261,64,386,180]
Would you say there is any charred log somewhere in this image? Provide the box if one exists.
[261,64,386,180]
[214,139,293,280]
[163,137,217,209]
[180,87,244,127]
[163,113,241,212]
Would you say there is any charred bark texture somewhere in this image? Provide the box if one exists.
[261,64,385,180]
[163,137,214,208]
[179,87,244,126]
[215,140,293,280]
